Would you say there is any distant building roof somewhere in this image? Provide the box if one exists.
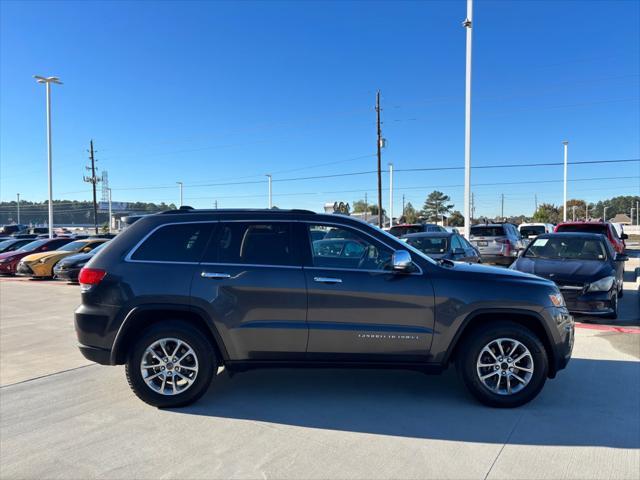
[610,213,632,224]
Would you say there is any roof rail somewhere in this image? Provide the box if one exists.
[160,208,316,215]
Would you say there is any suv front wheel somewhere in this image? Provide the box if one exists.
[456,322,549,408]
[125,321,217,408]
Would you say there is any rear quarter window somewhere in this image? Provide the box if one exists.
[130,223,213,262]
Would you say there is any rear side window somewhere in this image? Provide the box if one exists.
[131,223,212,262]
[204,222,295,266]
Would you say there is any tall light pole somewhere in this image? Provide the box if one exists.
[176,181,183,207]
[462,0,473,239]
[603,205,608,222]
[562,141,569,222]
[16,193,20,224]
[388,162,394,227]
[266,174,272,208]
[572,205,577,222]
[107,188,113,233]
[34,75,62,238]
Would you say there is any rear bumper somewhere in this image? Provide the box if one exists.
[78,344,112,364]
[480,254,516,266]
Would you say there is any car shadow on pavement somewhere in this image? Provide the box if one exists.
[174,357,640,449]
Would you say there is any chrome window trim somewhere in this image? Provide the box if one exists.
[200,262,302,270]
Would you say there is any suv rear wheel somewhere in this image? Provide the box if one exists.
[456,322,548,408]
[125,321,216,408]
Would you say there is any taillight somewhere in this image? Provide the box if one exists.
[78,268,106,288]
[496,238,512,255]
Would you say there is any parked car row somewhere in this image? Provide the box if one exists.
[0,236,111,281]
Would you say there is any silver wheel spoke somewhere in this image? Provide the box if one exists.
[477,337,534,396]
[141,338,199,396]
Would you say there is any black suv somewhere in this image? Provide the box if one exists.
[75,209,574,408]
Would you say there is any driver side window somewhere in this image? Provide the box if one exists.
[307,224,393,271]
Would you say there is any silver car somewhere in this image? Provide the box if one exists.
[469,223,524,265]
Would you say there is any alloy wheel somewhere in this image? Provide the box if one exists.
[476,337,534,395]
[140,338,199,396]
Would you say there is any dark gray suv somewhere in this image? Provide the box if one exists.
[75,209,574,408]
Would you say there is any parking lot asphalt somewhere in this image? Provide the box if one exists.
[1,260,639,479]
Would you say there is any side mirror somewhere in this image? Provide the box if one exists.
[621,233,628,240]
[392,250,413,272]
[615,253,629,262]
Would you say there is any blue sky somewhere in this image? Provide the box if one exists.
[1,0,639,217]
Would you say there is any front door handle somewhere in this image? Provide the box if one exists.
[314,276,342,284]
[201,272,231,279]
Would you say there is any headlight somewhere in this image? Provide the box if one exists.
[39,258,48,263]
[549,292,566,307]
[587,276,615,292]
[0,258,7,263]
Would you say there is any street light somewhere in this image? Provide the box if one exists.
[388,163,394,227]
[266,174,272,209]
[34,75,62,238]
[176,181,183,207]
[562,141,569,222]
[462,0,473,239]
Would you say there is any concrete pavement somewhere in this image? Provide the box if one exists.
[0,274,639,479]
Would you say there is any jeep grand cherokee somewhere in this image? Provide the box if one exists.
[75,208,574,408]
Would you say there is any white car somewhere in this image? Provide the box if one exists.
[519,223,555,245]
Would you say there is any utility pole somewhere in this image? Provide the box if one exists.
[388,162,394,227]
[107,188,112,233]
[364,192,368,222]
[34,75,62,238]
[501,193,504,220]
[462,0,473,240]
[402,194,406,220]
[176,181,183,207]
[376,90,383,228]
[562,141,569,222]
[636,201,639,225]
[83,140,100,234]
[603,205,608,222]
[534,194,538,213]
[266,174,272,208]
[214,200,218,209]
[16,193,20,224]
[572,205,577,222]
[585,202,589,221]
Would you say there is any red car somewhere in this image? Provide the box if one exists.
[554,222,627,253]
[0,238,73,275]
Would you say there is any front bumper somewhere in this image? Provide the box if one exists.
[561,289,615,316]
[54,264,81,282]
[544,306,574,376]
[15,262,34,276]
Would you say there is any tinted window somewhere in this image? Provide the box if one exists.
[308,224,392,270]
[405,236,448,254]
[471,226,505,237]
[555,224,607,235]
[17,239,48,252]
[205,222,294,266]
[451,235,463,250]
[58,241,92,252]
[132,223,212,262]
[389,225,422,237]
[525,237,607,261]
[520,226,546,237]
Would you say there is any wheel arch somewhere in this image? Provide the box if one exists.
[444,309,558,377]
[111,304,229,365]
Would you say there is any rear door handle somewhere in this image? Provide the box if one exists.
[313,276,342,284]
[201,272,231,279]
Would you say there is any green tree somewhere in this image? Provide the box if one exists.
[400,202,419,223]
[532,203,560,223]
[447,210,464,227]
[352,199,384,216]
[422,191,453,222]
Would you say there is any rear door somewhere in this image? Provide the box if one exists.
[302,222,434,361]
[190,220,308,361]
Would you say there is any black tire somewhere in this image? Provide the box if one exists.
[125,321,217,408]
[456,321,549,408]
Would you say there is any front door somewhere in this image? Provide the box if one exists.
[190,221,308,361]
[302,222,435,361]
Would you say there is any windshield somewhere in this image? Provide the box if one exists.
[404,236,449,254]
[89,242,108,254]
[555,224,607,234]
[471,226,505,237]
[17,239,48,252]
[525,237,607,261]
[0,239,18,252]
[389,226,422,236]
[520,226,546,237]
[376,224,437,265]
[57,240,89,252]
